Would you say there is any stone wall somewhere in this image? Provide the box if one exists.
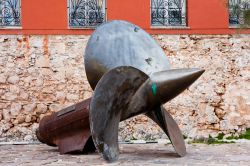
[0,34,249,142]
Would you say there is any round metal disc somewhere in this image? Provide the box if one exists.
[84,20,170,89]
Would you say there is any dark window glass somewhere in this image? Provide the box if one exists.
[0,0,21,27]
[68,0,106,28]
[151,0,186,26]
[229,0,250,26]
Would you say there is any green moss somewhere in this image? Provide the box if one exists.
[216,133,225,140]
[190,135,235,145]
[225,135,235,140]
[225,129,250,140]
[131,136,138,140]
[191,139,235,144]
[239,128,250,140]
[207,139,235,145]
[243,10,250,26]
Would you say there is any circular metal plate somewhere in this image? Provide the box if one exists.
[85,20,170,89]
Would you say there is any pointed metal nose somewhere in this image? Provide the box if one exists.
[150,68,205,104]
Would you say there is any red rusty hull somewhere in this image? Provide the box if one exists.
[36,98,95,154]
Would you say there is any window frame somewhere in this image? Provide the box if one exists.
[67,0,107,29]
[228,0,250,28]
[150,0,188,29]
[0,0,22,29]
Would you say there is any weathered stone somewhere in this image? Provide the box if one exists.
[0,74,7,83]
[7,75,20,84]
[17,126,32,135]
[220,120,238,131]
[66,93,79,101]
[205,105,219,124]
[1,122,13,132]
[36,56,50,68]
[2,109,11,122]
[25,115,32,123]
[2,92,17,101]
[48,104,61,112]
[24,135,33,141]
[55,92,66,103]
[19,91,29,100]
[16,114,26,124]
[10,103,22,116]
[23,103,36,112]
[83,91,92,100]
[36,104,47,114]
[9,85,20,94]
[0,35,250,142]
[31,123,39,133]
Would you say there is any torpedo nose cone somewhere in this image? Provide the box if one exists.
[150,68,205,104]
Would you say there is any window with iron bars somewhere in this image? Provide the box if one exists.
[68,0,106,28]
[229,0,250,26]
[151,0,186,27]
[0,0,21,27]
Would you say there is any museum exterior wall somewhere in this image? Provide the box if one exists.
[0,34,249,142]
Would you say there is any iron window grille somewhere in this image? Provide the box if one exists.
[151,0,186,27]
[0,0,21,27]
[229,0,250,26]
[68,0,106,28]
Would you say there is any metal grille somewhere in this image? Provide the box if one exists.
[151,0,186,26]
[68,0,105,28]
[229,0,250,25]
[0,0,21,27]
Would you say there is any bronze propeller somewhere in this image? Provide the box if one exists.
[85,20,205,162]
[36,20,204,163]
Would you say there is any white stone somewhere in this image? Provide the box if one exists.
[25,115,32,123]
[16,115,25,124]
[23,103,36,112]
[1,34,250,141]
[36,104,47,114]
[36,56,50,68]
[66,93,79,101]
[10,103,22,116]
[19,91,29,100]
[56,92,66,102]
[24,135,33,141]
[220,120,238,131]
[7,75,20,84]
[0,74,7,83]
[3,92,17,101]
[2,109,11,122]
[49,104,61,112]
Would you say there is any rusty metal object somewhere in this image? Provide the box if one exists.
[36,98,96,154]
[37,20,204,162]
[85,20,205,162]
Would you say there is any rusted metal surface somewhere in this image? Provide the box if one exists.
[85,20,204,162]
[36,98,96,154]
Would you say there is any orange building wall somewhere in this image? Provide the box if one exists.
[0,0,249,35]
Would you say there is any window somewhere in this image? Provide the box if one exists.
[0,0,21,27]
[68,0,106,28]
[229,0,250,26]
[151,0,186,27]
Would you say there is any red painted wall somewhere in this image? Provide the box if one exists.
[0,0,249,35]
[107,0,151,29]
